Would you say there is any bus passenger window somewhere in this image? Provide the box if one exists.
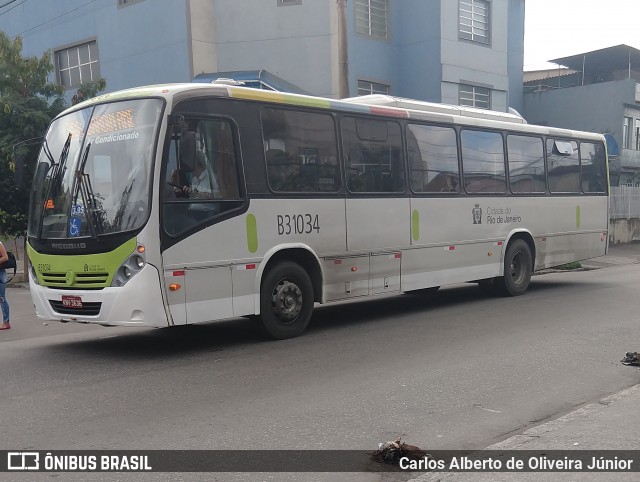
[580,142,607,193]
[407,124,459,193]
[507,135,546,194]
[461,130,506,194]
[342,116,404,193]
[261,108,339,193]
[548,139,579,193]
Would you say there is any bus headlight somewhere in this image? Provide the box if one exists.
[112,244,146,287]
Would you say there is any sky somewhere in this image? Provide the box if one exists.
[524,0,640,71]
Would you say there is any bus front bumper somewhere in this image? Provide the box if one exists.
[29,264,170,327]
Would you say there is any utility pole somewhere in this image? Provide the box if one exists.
[337,0,349,98]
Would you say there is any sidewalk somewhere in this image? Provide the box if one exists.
[410,241,640,481]
[410,386,640,481]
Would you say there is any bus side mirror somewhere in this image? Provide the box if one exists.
[180,131,196,172]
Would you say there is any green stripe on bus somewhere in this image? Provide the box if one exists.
[412,209,420,241]
[576,205,581,229]
[246,214,258,253]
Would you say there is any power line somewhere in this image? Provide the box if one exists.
[0,0,20,10]
[0,0,28,15]
[9,0,101,37]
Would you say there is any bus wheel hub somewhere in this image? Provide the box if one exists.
[272,281,302,322]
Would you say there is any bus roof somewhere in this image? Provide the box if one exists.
[60,83,604,142]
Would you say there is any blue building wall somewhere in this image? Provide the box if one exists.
[0,0,524,111]
[393,0,442,102]
[506,0,525,112]
[1,0,191,99]
[345,0,442,101]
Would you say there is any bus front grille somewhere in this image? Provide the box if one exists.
[41,272,109,289]
[49,300,102,316]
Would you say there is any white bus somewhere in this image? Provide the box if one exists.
[27,84,609,339]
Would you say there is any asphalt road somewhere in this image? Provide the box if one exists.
[1,261,639,481]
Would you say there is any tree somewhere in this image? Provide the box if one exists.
[0,31,105,276]
[0,31,65,238]
[0,31,105,237]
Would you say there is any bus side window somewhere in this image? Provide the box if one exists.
[580,141,607,193]
[261,108,340,193]
[162,118,244,236]
[461,129,506,194]
[547,139,579,193]
[407,124,459,193]
[342,116,404,193]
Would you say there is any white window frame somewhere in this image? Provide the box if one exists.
[459,0,490,45]
[277,0,302,5]
[355,0,388,39]
[55,41,100,90]
[459,84,491,110]
[623,117,633,149]
[357,80,390,96]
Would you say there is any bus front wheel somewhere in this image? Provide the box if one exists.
[260,261,314,339]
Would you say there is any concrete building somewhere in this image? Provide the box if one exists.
[0,0,525,112]
[523,45,640,186]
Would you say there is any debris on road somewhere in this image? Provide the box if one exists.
[372,437,430,465]
[621,352,640,366]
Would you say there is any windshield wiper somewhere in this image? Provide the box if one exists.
[37,133,72,241]
[74,142,99,239]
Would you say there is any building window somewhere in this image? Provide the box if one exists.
[459,0,490,44]
[357,80,390,96]
[277,0,302,5]
[635,121,640,150]
[355,0,388,39]
[623,117,633,149]
[459,84,490,109]
[117,0,145,7]
[55,41,100,89]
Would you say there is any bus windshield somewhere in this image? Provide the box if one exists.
[28,99,163,239]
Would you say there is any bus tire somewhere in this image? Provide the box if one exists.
[260,261,314,339]
[496,239,532,296]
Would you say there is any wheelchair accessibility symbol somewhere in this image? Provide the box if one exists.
[69,217,82,237]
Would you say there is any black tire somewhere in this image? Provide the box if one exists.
[495,239,532,296]
[259,261,314,339]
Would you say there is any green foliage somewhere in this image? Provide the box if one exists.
[72,78,107,105]
[0,30,105,237]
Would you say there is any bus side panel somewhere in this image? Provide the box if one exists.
[404,197,503,290]
[529,196,608,269]
[346,198,410,250]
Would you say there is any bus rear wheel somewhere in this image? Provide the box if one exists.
[496,239,532,296]
[260,261,314,339]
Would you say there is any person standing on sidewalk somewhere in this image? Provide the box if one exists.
[0,241,10,330]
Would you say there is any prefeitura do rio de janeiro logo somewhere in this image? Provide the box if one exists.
[472,204,482,224]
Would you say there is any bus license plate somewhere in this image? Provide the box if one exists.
[62,296,83,308]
